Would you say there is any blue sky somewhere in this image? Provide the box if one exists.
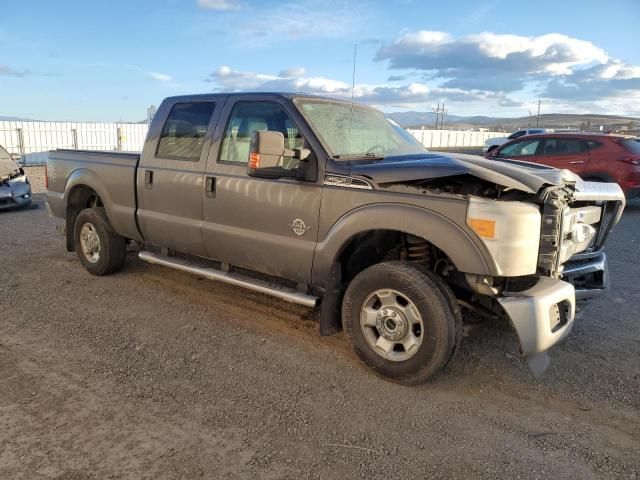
[1,0,639,121]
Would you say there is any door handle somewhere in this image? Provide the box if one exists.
[144,170,153,188]
[569,160,585,164]
[205,176,216,198]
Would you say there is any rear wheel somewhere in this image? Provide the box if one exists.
[74,208,126,276]
[342,262,460,384]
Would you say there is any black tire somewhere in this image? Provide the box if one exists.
[74,208,126,276]
[342,262,460,385]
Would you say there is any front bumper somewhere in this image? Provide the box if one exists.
[498,277,575,376]
[0,192,32,210]
[562,252,608,301]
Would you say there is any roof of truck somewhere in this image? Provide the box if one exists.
[162,92,360,104]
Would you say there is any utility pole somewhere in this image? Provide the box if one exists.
[432,104,447,130]
[536,99,541,127]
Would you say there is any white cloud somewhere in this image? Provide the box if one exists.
[197,0,241,11]
[205,65,524,111]
[147,72,172,82]
[375,31,609,93]
[542,59,640,114]
[372,29,640,115]
[208,65,349,93]
[279,67,306,78]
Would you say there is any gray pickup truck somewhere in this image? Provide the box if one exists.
[47,93,625,384]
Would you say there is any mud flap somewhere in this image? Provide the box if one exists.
[319,262,343,336]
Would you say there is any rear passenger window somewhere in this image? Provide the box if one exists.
[156,102,215,160]
[540,138,583,155]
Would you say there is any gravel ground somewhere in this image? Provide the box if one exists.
[1,195,639,480]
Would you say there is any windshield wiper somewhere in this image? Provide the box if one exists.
[332,153,385,160]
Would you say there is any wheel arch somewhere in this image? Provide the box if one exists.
[313,203,495,289]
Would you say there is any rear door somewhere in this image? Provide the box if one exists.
[201,96,323,284]
[536,137,590,173]
[137,99,225,256]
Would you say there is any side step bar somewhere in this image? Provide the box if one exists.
[138,251,319,308]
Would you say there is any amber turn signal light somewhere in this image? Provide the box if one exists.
[249,152,260,169]
[468,218,496,239]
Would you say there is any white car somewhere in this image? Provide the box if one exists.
[482,128,553,154]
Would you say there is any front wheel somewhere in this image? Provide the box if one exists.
[342,262,460,385]
[74,208,126,276]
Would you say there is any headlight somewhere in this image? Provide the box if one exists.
[467,197,542,276]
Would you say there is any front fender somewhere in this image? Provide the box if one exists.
[312,203,497,287]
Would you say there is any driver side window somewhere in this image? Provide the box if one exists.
[219,101,304,171]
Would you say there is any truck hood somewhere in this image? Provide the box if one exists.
[348,153,578,194]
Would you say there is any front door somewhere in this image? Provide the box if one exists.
[137,100,222,257]
[202,98,322,284]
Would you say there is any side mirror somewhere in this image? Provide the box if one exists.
[247,130,310,179]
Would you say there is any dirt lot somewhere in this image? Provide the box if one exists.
[1,196,639,480]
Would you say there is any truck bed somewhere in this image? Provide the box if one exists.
[47,149,142,241]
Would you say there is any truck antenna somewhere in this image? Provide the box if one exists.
[348,42,357,153]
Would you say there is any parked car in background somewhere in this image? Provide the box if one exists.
[0,143,32,210]
[482,128,553,154]
[486,133,640,198]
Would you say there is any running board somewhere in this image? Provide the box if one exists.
[138,251,318,308]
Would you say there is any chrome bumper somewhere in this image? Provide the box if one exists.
[561,252,608,301]
[498,277,576,376]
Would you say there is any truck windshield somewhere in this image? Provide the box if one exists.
[294,98,427,159]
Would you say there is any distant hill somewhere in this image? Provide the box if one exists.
[389,112,640,130]
[0,115,34,121]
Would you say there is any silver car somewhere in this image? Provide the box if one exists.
[0,144,32,210]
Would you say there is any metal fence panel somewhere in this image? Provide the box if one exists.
[0,121,150,165]
[406,129,505,149]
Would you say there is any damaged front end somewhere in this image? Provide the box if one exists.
[0,160,33,211]
[348,153,625,376]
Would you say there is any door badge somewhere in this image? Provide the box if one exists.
[289,218,311,236]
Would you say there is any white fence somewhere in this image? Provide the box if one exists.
[0,121,149,165]
[0,121,504,165]
[407,129,504,149]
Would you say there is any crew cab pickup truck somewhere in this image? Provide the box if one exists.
[46,93,625,384]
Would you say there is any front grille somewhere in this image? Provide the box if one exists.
[537,184,624,276]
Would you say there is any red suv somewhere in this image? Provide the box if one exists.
[486,133,640,198]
